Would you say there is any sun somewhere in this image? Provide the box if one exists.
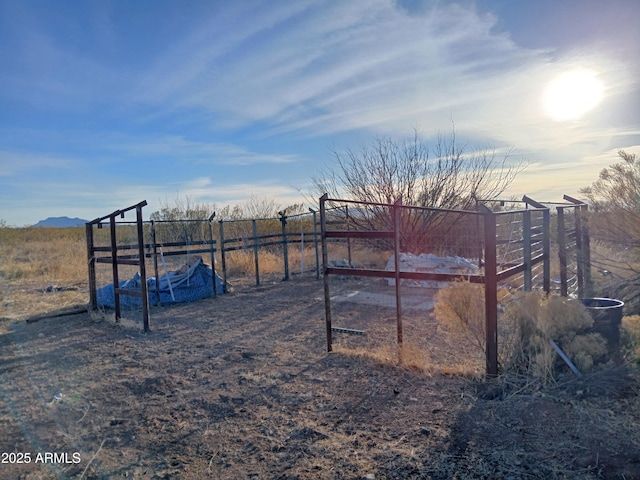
[543,69,604,121]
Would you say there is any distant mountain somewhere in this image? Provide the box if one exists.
[33,216,89,228]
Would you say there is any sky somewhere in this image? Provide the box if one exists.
[1,0,639,226]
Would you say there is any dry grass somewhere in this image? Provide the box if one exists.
[333,342,484,380]
[0,227,86,284]
[622,314,640,361]
[434,281,486,353]
[2,226,640,478]
[0,227,88,319]
[502,291,608,384]
[0,225,322,319]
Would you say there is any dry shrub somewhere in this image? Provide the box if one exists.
[622,315,640,362]
[434,281,486,353]
[226,249,282,276]
[563,333,608,372]
[502,291,607,384]
[434,283,609,383]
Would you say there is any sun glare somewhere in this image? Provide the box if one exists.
[543,69,604,121]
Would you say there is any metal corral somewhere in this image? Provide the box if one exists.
[86,205,322,332]
[320,194,591,377]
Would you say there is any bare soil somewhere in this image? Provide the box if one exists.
[1,273,639,479]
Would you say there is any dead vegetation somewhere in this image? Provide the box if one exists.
[1,227,640,479]
[1,274,640,479]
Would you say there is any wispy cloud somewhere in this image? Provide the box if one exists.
[125,1,637,158]
[0,150,79,176]
[104,134,300,166]
[1,1,638,225]
[1,129,299,167]
[139,2,521,131]
[173,176,301,211]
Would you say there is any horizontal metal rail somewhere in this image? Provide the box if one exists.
[325,267,485,283]
[325,230,394,239]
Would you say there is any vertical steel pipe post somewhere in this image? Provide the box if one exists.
[110,213,121,321]
[310,208,320,280]
[557,207,568,296]
[523,209,532,291]
[320,194,332,352]
[280,212,290,281]
[136,205,150,332]
[218,220,228,292]
[86,222,97,310]
[480,204,498,377]
[393,199,403,346]
[253,219,260,286]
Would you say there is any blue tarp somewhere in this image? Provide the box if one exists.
[96,257,225,309]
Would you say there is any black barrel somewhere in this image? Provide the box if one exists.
[580,298,624,359]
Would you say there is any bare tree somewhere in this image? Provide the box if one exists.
[149,194,216,244]
[314,126,524,252]
[241,195,305,220]
[580,150,640,312]
[580,150,640,253]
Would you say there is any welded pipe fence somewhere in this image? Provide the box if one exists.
[86,201,150,331]
[320,194,590,376]
[87,208,322,330]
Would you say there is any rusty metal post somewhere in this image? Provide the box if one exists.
[208,215,217,298]
[524,196,551,294]
[345,205,352,267]
[253,219,260,286]
[219,220,228,292]
[151,221,160,305]
[320,194,332,352]
[574,207,585,298]
[280,212,290,281]
[109,213,121,321]
[523,209,532,291]
[542,208,551,294]
[480,204,498,377]
[564,195,588,297]
[557,207,568,296]
[393,198,403,346]
[136,205,150,332]
[581,204,592,297]
[310,208,320,280]
[86,222,97,310]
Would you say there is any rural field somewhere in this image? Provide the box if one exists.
[1,227,640,479]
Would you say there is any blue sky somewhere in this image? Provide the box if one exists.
[1,0,639,226]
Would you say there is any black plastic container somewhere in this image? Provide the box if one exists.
[580,297,624,359]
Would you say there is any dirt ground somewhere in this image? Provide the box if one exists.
[1,272,639,479]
